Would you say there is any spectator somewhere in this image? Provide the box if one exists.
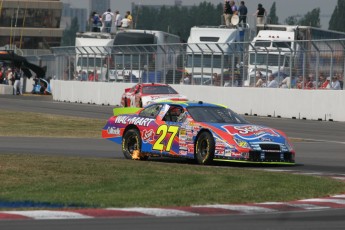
[255,71,265,87]
[212,73,221,86]
[267,74,278,88]
[102,9,114,33]
[88,70,98,82]
[125,11,133,28]
[92,11,102,32]
[13,67,22,95]
[320,77,330,89]
[223,0,233,27]
[317,74,325,89]
[305,74,315,89]
[280,75,296,88]
[0,66,4,84]
[330,76,341,90]
[180,72,191,85]
[121,15,130,29]
[296,75,304,89]
[114,10,122,31]
[337,73,343,89]
[230,0,238,14]
[6,68,13,86]
[254,3,266,25]
[81,71,87,81]
[238,1,248,26]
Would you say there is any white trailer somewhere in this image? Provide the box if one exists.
[75,32,114,81]
[246,24,345,86]
[185,25,250,85]
[112,29,181,82]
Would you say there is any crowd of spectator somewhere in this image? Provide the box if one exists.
[0,65,24,95]
[89,8,133,33]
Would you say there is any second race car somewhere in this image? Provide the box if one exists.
[102,101,295,165]
[121,83,188,107]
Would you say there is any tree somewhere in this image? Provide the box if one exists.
[284,16,298,25]
[268,2,279,24]
[298,8,320,27]
[329,0,345,32]
[61,17,80,46]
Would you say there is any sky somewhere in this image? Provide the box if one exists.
[62,0,338,29]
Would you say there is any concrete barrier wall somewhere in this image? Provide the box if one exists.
[0,85,13,95]
[51,80,345,122]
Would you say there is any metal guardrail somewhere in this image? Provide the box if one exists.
[29,39,345,90]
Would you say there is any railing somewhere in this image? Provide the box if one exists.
[33,39,345,90]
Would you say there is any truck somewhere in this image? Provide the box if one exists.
[112,29,181,83]
[185,25,250,86]
[246,24,345,87]
[75,32,115,81]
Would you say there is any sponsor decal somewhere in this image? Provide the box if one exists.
[115,116,155,127]
[222,125,280,141]
[107,127,120,135]
[179,150,188,155]
[187,144,194,153]
[142,129,155,143]
[260,137,273,142]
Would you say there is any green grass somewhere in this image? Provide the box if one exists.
[0,110,105,138]
[0,109,344,209]
[0,154,344,208]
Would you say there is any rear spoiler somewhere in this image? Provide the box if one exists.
[113,107,142,116]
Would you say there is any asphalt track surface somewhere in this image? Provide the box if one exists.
[0,95,345,230]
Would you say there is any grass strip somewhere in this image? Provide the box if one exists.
[0,110,105,138]
[0,154,344,208]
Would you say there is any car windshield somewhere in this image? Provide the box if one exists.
[187,106,249,124]
[142,85,178,94]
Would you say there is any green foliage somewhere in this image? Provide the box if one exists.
[285,16,298,25]
[268,2,279,24]
[61,17,80,46]
[298,8,320,27]
[135,1,224,41]
[329,0,345,32]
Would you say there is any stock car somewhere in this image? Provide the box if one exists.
[121,83,188,107]
[102,101,295,165]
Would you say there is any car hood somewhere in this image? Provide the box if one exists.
[208,123,287,144]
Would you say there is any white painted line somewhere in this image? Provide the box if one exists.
[107,208,199,217]
[1,210,93,220]
[332,177,345,180]
[258,202,285,205]
[299,198,345,204]
[192,205,275,214]
[332,194,345,198]
[287,204,330,210]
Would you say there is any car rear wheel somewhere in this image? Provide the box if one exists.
[195,132,215,165]
[122,129,147,160]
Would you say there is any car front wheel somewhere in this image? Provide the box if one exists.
[195,131,215,165]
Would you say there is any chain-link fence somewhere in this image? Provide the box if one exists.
[40,39,345,90]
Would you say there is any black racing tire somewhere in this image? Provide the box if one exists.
[124,97,128,107]
[122,128,146,160]
[139,99,143,108]
[195,131,215,165]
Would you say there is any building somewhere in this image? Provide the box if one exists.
[61,3,88,32]
[0,0,63,51]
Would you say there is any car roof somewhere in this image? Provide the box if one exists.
[158,100,227,108]
[140,83,170,87]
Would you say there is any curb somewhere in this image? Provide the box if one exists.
[0,194,345,220]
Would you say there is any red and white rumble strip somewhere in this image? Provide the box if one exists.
[0,194,345,220]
